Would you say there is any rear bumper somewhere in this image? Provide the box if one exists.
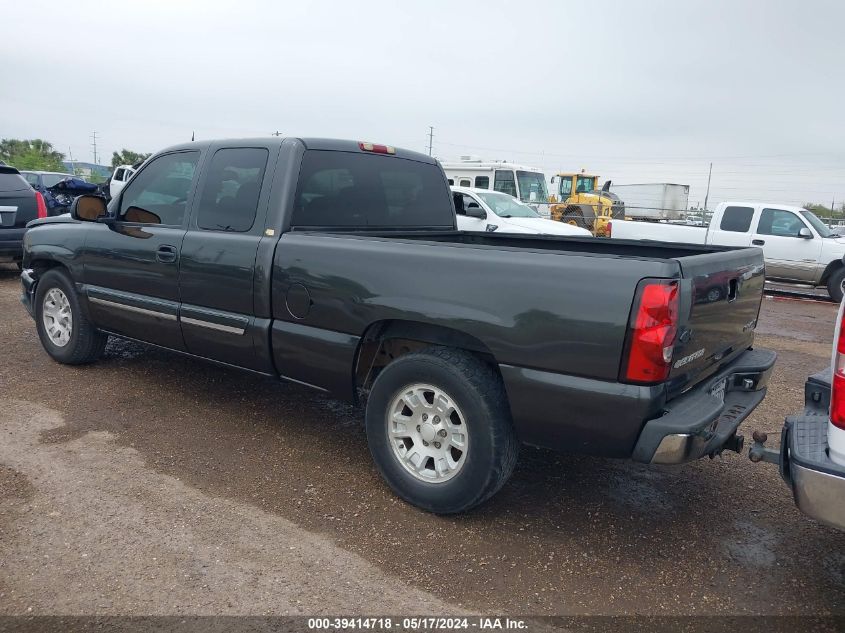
[780,370,845,531]
[632,348,777,464]
[20,267,37,317]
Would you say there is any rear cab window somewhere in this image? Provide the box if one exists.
[719,206,754,232]
[291,150,454,229]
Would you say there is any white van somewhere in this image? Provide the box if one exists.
[441,157,550,216]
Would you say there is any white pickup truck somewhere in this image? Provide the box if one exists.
[609,201,845,300]
[107,164,136,199]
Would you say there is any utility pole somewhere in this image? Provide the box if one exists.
[703,162,713,211]
[68,147,76,175]
[90,131,99,166]
[427,126,434,156]
[832,196,836,223]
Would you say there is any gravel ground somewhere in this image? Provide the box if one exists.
[0,264,843,616]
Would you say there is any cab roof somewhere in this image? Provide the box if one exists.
[156,137,438,165]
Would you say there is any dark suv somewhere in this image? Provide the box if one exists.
[0,166,44,268]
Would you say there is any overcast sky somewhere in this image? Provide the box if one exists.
[3,0,844,208]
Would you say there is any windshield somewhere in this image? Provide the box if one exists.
[515,171,548,203]
[478,192,540,218]
[575,175,595,193]
[800,209,833,237]
[42,173,74,187]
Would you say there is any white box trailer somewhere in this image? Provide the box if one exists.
[609,183,689,220]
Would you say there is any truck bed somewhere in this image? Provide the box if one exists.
[362,229,725,259]
[271,229,765,456]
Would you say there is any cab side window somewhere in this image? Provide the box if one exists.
[119,152,199,225]
[474,176,489,189]
[493,170,517,197]
[758,209,806,237]
[719,206,754,232]
[462,194,481,212]
[196,148,269,232]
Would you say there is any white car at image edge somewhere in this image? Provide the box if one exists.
[452,186,592,237]
[752,295,845,531]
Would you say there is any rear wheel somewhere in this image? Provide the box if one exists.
[828,268,845,303]
[35,269,107,364]
[705,286,723,303]
[365,346,519,514]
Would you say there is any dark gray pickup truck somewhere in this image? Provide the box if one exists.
[20,137,776,513]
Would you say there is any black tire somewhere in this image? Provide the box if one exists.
[828,268,845,303]
[34,269,107,364]
[562,206,588,229]
[365,346,519,514]
[705,286,723,303]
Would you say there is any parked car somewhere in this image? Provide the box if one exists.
[749,298,845,531]
[21,170,77,190]
[608,202,845,301]
[20,170,98,214]
[20,137,775,513]
[452,186,591,236]
[0,166,46,268]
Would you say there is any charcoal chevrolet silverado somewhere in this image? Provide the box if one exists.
[20,137,776,513]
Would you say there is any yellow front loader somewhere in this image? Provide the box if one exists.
[548,171,624,237]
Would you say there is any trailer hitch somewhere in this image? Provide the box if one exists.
[748,430,780,465]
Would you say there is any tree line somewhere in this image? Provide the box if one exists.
[0,139,150,179]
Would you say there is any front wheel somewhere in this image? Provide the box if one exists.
[34,269,107,364]
[365,346,519,514]
[828,267,845,303]
[562,205,587,229]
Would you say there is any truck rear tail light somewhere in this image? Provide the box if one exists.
[35,191,47,219]
[359,142,395,155]
[622,280,679,384]
[831,308,845,429]
[607,221,612,237]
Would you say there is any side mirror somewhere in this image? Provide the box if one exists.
[465,203,486,219]
[799,227,813,238]
[70,195,108,222]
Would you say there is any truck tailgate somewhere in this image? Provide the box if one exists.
[667,247,765,396]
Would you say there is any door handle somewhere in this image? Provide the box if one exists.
[752,239,765,246]
[156,245,178,263]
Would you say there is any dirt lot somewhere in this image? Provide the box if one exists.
[0,263,843,616]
